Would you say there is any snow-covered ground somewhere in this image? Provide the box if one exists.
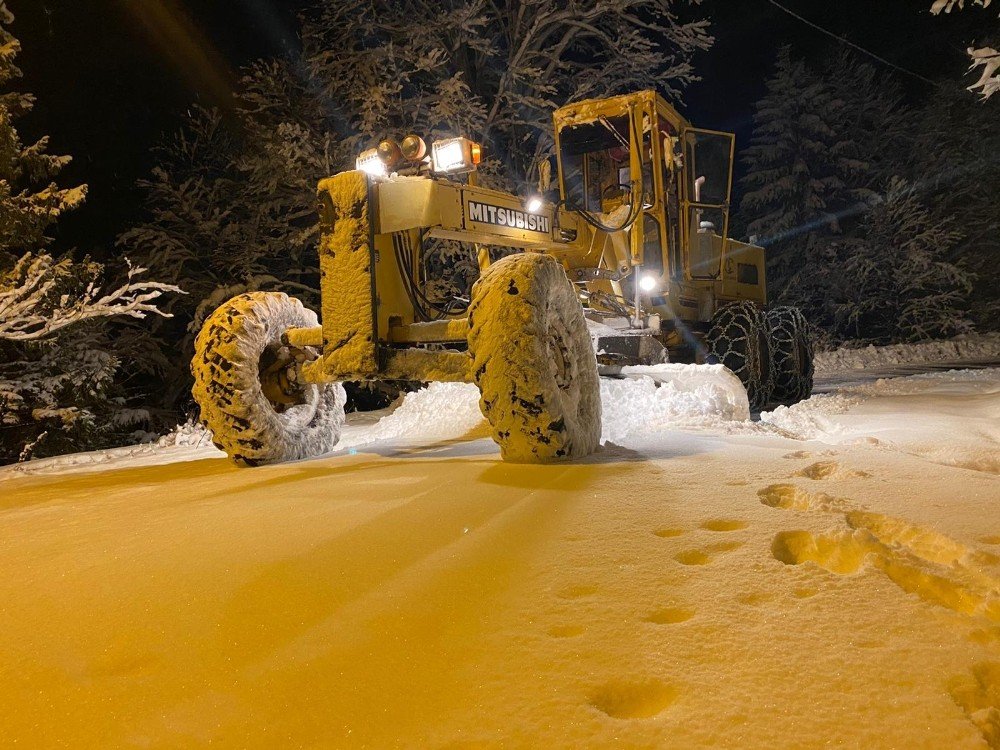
[1,363,999,747]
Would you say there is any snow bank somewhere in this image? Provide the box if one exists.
[758,394,860,441]
[335,364,751,452]
[600,364,750,444]
[332,364,751,453]
[815,333,1000,373]
[156,419,214,448]
[762,369,1000,473]
[0,435,222,479]
[8,364,996,480]
[335,382,484,451]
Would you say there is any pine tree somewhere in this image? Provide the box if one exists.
[0,4,85,254]
[822,55,911,192]
[904,88,1000,330]
[738,48,874,292]
[0,3,176,462]
[831,179,974,344]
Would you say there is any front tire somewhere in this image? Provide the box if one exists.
[766,306,814,405]
[468,253,601,462]
[705,301,774,411]
[191,292,346,466]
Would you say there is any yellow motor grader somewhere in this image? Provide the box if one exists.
[192,90,813,466]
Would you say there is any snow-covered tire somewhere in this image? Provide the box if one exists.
[468,253,601,463]
[766,306,814,405]
[705,300,774,411]
[191,292,346,466]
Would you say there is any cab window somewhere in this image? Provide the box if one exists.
[559,115,631,213]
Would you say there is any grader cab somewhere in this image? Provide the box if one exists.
[192,90,814,466]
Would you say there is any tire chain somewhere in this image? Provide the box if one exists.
[766,306,814,405]
[705,300,775,411]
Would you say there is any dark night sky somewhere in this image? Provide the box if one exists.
[8,0,988,255]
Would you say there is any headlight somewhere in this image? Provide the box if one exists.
[431,137,482,174]
[356,148,387,177]
[638,274,658,292]
[376,138,403,170]
[400,134,427,161]
[524,195,544,213]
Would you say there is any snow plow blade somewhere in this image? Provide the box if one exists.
[593,333,668,372]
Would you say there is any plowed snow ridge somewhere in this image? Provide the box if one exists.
[334,364,751,451]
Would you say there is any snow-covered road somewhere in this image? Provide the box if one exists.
[1,367,999,748]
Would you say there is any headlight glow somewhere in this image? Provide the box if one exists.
[525,196,544,213]
[356,148,387,177]
[435,141,465,170]
[639,274,658,292]
[431,137,482,174]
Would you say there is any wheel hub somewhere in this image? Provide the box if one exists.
[259,344,310,411]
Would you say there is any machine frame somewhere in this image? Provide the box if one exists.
[292,90,768,388]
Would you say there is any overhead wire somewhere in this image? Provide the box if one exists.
[764,0,945,88]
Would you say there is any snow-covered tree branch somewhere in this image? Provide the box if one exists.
[0,252,180,342]
[929,0,1000,98]
[0,0,180,462]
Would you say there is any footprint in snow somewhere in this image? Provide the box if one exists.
[674,549,711,566]
[757,483,850,512]
[783,450,813,460]
[700,518,748,532]
[557,584,598,599]
[653,527,685,538]
[947,662,1000,748]
[643,606,695,624]
[674,541,743,566]
[794,460,871,481]
[763,481,1000,622]
[588,678,679,719]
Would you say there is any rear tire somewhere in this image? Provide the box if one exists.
[468,253,601,462]
[766,306,814,405]
[705,301,774,411]
[191,292,346,466]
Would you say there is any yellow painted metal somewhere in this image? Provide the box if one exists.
[388,318,470,344]
[302,171,381,384]
[284,326,322,348]
[381,348,471,382]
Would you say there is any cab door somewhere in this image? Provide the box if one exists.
[679,128,735,280]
